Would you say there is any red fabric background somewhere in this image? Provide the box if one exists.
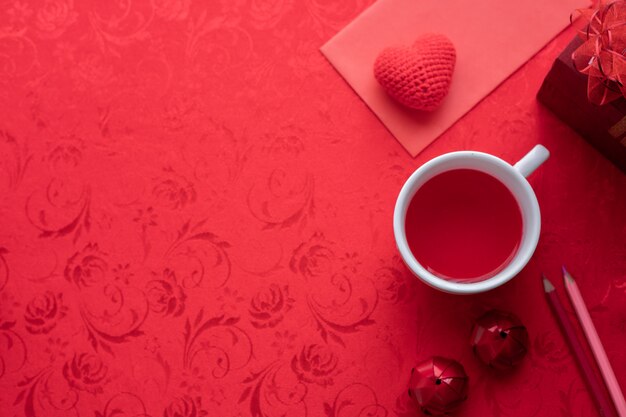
[0,1,625,417]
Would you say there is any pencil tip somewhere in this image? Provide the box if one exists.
[542,275,555,292]
[562,266,574,284]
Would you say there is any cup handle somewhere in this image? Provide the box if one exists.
[513,145,550,178]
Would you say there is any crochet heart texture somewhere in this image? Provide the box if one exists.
[374,34,456,111]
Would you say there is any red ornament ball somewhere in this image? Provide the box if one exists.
[408,356,469,415]
[470,310,529,371]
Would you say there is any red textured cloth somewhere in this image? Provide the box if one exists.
[374,34,456,110]
[0,2,625,417]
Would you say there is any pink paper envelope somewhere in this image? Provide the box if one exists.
[321,0,589,156]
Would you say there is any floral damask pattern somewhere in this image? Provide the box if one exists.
[146,268,187,317]
[24,291,67,334]
[153,0,192,22]
[0,0,624,416]
[0,320,27,380]
[182,309,253,379]
[62,352,108,394]
[372,256,418,304]
[152,167,197,210]
[245,133,315,230]
[64,243,107,288]
[291,343,340,386]
[248,0,294,29]
[290,233,379,346]
[0,247,8,291]
[0,130,31,192]
[95,392,150,417]
[14,368,80,417]
[325,383,388,417]
[35,0,78,38]
[239,361,308,417]
[249,284,294,329]
[163,395,208,417]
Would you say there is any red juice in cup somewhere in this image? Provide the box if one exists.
[404,169,523,282]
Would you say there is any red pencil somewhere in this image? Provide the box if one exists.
[543,275,616,417]
[563,267,626,417]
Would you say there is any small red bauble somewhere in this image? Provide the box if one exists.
[470,310,529,371]
[408,356,469,415]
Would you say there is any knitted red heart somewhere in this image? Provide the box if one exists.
[374,34,456,111]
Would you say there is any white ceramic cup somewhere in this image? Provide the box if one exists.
[393,145,550,294]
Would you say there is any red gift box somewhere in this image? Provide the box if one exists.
[538,36,626,173]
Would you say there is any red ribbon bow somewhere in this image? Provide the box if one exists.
[572,0,626,105]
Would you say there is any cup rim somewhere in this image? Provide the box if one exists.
[393,151,541,294]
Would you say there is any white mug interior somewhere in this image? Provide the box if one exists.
[393,151,542,294]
